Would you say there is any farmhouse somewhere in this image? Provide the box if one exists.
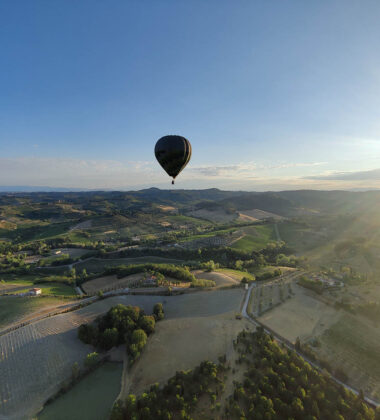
[29,288,42,296]
[143,275,157,286]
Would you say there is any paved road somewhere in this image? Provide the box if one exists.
[241,283,380,408]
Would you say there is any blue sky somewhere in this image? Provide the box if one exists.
[1,1,380,190]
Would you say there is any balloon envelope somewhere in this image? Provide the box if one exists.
[155,135,192,182]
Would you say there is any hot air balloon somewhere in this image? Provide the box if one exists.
[155,135,192,184]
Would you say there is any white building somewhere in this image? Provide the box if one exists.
[29,288,42,296]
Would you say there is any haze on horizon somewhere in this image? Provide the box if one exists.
[1,1,380,191]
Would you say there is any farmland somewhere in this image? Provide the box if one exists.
[10,283,77,297]
[38,362,122,420]
[3,190,380,417]
[318,314,380,401]
[82,273,143,295]
[192,270,241,287]
[0,296,74,329]
[187,208,237,223]
[0,289,246,419]
[121,288,248,397]
[231,224,275,251]
[0,295,162,420]
[255,281,380,401]
[238,209,284,221]
[256,284,339,343]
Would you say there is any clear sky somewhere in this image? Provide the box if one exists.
[1,0,380,191]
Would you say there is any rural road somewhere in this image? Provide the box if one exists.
[241,281,380,408]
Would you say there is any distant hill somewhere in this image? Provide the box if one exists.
[0,186,89,192]
[2,188,380,217]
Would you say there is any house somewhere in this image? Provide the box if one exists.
[29,288,42,296]
[142,275,157,286]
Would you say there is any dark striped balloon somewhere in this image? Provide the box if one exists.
[154,135,192,184]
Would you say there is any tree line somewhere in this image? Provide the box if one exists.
[104,264,196,284]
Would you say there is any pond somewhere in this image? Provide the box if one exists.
[38,362,122,420]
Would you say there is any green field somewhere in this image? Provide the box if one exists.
[38,362,123,420]
[0,273,43,286]
[0,295,72,328]
[1,222,73,242]
[231,224,275,251]
[12,282,77,297]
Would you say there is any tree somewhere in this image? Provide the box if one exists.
[139,315,156,335]
[153,303,165,321]
[78,323,98,345]
[201,260,216,272]
[81,269,88,280]
[131,329,147,351]
[85,352,99,368]
[100,328,119,350]
[235,260,244,271]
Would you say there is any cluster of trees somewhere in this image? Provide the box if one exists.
[105,263,196,283]
[111,359,226,420]
[276,253,298,267]
[190,278,216,288]
[200,260,220,272]
[78,303,163,363]
[0,252,30,270]
[226,328,376,420]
